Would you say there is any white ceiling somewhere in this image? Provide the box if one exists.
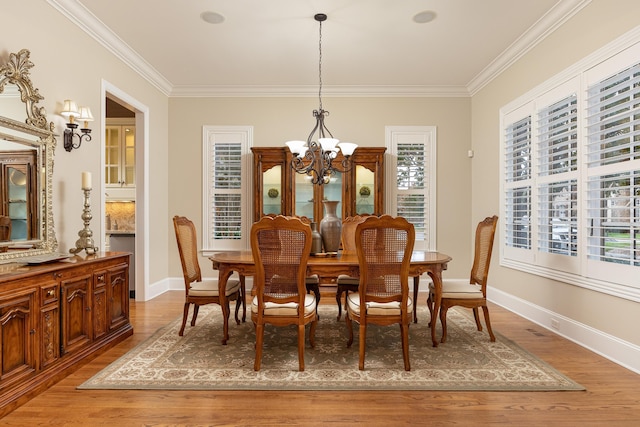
[50,0,587,97]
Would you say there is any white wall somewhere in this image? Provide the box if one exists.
[2,0,170,291]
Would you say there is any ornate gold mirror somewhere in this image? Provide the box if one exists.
[0,49,57,261]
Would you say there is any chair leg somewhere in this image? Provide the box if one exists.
[413,276,419,324]
[190,304,200,326]
[240,278,247,322]
[426,291,433,327]
[346,312,354,347]
[297,324,305,371]
[234,294,241,325]
[179,302,190,336]
[358,323,367,370]
[309,315,317,348]
[473,307,483,331]
[254,323,264,371]
[482,306,496,342]
[439,304,449,343]
[400,322,410,371]
[336,287,344,321]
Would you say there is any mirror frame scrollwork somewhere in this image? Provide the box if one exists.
[0,49,57,262]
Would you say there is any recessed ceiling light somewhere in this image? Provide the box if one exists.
[201,11,225,24]
[413,10,436,24]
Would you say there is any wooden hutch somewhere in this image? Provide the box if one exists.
[252,146,386,223]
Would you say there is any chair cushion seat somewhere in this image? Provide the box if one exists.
[346,292,413,316]
[189,278,241,297]
[251,293,317,316]
[305,274,320,285]
[430,280,483,299]
[337,274,359,285]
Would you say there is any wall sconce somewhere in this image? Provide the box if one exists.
[61,99,93,152]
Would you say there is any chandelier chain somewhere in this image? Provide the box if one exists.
[318,18,323,111]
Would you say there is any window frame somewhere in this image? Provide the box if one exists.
[201,125,253,254]
[385,126,437,251]
[500,32,640,302]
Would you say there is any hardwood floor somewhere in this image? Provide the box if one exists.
[2,290,639,426]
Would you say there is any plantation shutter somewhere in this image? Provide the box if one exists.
[536,95,578,256]
[203,126,251,251]
[504,116,532,249]
[585,62,640,270]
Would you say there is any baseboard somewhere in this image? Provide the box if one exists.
[488,287,640,375]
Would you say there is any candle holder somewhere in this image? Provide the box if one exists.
[70,188,99,255]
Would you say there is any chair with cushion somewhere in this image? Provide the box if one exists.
[251,215,318,371]
[428,215,498,343]
[346,214,415,371]
[264,213,320,304]
[173,215,245,340]
[335,215,367,320]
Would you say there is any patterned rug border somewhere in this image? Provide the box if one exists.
[79,305,584,392]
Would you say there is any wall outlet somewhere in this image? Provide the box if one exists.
[550,318,560,330]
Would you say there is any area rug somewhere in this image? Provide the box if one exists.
[78,305,584,391]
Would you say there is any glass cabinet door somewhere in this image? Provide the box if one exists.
[294,173,315,220]
[355,165,375,214]
[263,165,282,216]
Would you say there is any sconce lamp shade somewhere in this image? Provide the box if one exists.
[78,107,94,123]
[61,99,79,120]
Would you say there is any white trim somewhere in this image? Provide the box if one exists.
[201,126,253,252]
[385,126,437,251]
[489,287,640,375]
[101,81,150,301]
[468,0,591,95]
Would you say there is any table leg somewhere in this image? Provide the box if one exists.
[429,271,442,347]
[218,266,234,345]
[412,276,419,323]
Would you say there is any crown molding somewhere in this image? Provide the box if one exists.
[47,0,173,96]
[467,0,591,95]
[169,85,470,98]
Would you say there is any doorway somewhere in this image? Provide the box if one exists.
[102,82,148,301]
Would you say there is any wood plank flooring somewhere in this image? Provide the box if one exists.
[2,290,639,426]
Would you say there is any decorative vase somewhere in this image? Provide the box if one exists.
[310,222,323,255]
[320,200,342,254]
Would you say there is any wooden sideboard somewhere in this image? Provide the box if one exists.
[0,252,133,417]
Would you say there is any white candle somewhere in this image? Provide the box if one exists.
[81,171,92,190]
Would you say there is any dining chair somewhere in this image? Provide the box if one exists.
[264,214,320,304]
[251,215,317,371]
[173,215,245,338]
[346,214,415,371]
[335,215,367,320]
[428,215,498,343]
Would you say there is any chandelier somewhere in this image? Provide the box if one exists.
[286,13,357,185]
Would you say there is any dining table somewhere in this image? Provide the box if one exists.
[210,250,452,347]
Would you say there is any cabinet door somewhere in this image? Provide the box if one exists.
[92,271,109,340]
[40,281,60,370]
[105,124,136,187]
[251,147,290,221]
[107,263,129,331]
[0,287,37,388]
[60,274,92,355]
[105,125,121,186]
